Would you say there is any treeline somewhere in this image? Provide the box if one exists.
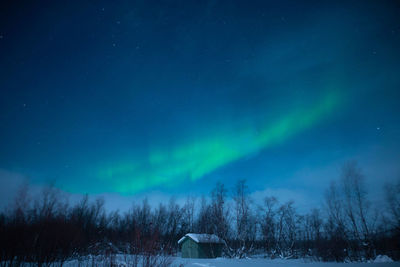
[0,161,399,265]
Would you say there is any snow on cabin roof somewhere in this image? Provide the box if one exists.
[178,233,225,244]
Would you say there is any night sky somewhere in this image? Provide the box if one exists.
[1,1,400,209]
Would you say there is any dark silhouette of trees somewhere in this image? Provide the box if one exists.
[0,161,399,264]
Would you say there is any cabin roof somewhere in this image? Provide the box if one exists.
[178,233,225,245]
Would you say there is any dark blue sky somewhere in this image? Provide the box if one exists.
[1,1,399,208]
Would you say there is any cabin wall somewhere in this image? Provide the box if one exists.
[181,238,223,258]
[181,238,199,258]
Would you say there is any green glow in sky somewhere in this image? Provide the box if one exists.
[98,91,342,194]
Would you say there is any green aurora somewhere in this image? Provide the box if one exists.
[97,90,343,194]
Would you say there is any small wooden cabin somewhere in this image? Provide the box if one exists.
[178,233,225,258]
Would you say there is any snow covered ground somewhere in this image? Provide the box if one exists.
[7,255,398,267]
[173,258,399,267]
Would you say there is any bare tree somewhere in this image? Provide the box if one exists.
[341,161,375,260]
[154,203,168,236]
[276,201,297,259]
[232,179,254,257]
[181,196,196,233]
[260,196,278,256]
[325,181,345,232]
[310,209,322,241]
[196,196,213,234]
[210,182,230,241]
[12,182,31,221]
[385,180,400,230]
[165,197,182,244]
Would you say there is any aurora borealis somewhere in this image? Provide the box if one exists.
[98,91,342,194]
[1,1,400,206]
